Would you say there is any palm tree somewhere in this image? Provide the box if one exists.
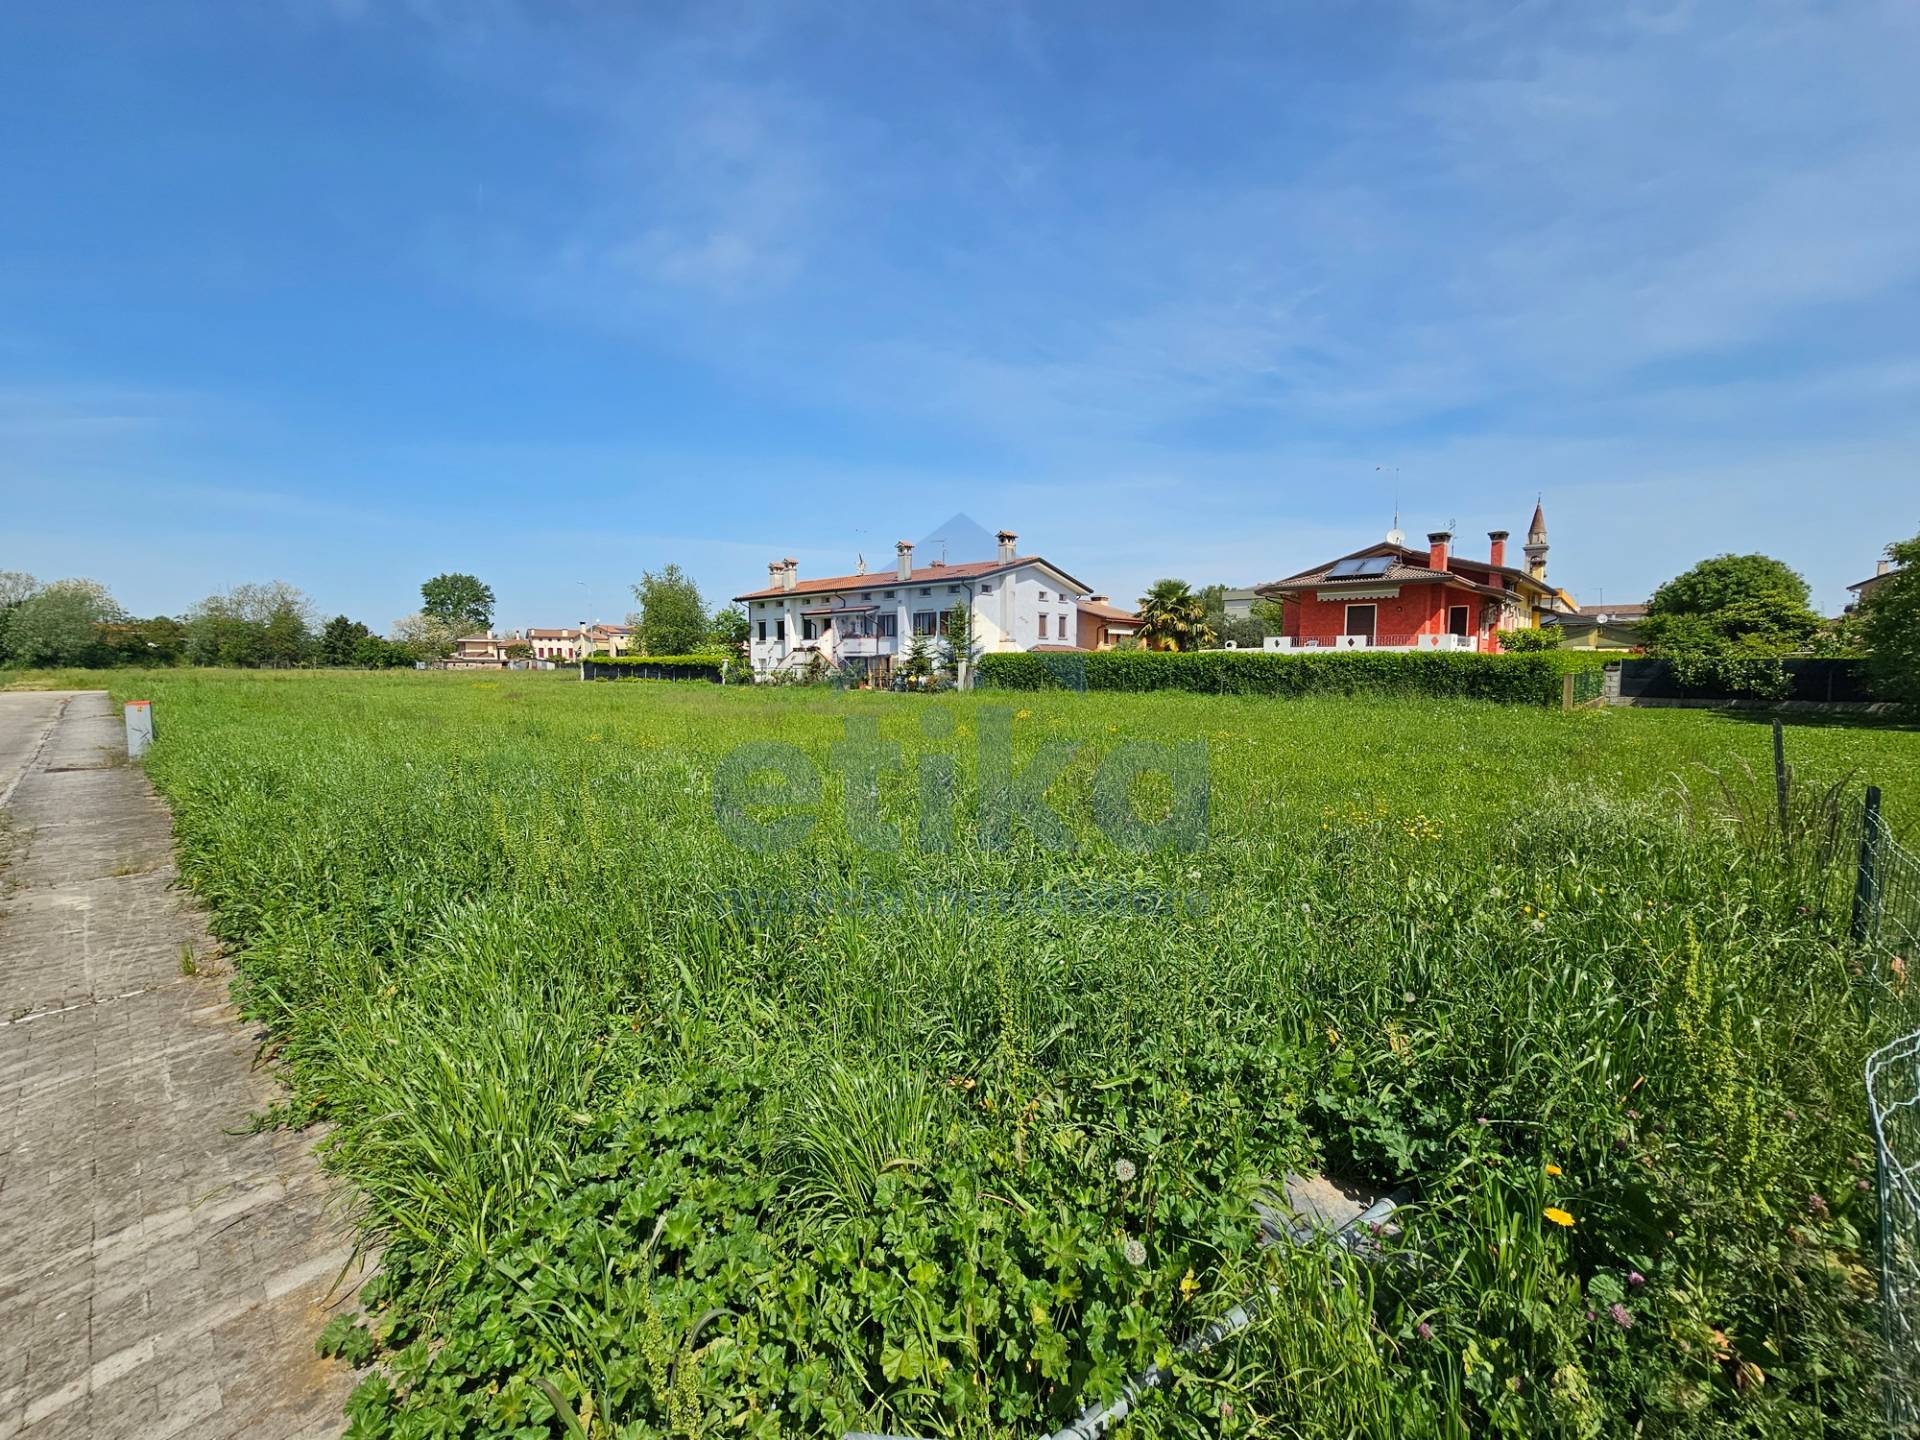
[1135,579,1216,652]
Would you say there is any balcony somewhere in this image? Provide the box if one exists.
[1253,633,1482,654]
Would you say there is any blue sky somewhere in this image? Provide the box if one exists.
[3,0,1917,628]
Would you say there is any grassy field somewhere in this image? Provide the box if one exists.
[23,668,1920,1438]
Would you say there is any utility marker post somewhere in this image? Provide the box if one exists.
[124,700,154,761]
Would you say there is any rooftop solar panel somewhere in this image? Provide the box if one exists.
[1328,554,1393,578]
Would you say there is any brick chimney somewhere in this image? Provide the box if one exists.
[996,529,1018,563]
[781,558,798,591]
[767,561,782,591]
[895,540,913,581]
[1427,530,1452,571]
[1488,530,1509,569]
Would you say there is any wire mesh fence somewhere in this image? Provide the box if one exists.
[1860,790,1920,1435]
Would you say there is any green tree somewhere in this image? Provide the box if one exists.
[1859,533,1920,704]
[390,611,461,660]
[100,616,188,666]
[420,573,496,631]
[319,615,373,666]
[185,582,315,667]
[940,601,980,680]
[1136,579,1216,652]
[631,564,707,655]
[899,632,936,683]
[1196,583,1229,637]
[1642,554,1822,656]
[0,570,39,663]
[2,579,121,667]
[1220,616,1266,648]
[1499,626,1564,652]
[353,633,416,669]
[707,603,750,655]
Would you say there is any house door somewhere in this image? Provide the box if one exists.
[1344,604,1377,644]
[1447,604,1470,637]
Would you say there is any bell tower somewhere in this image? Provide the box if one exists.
[1523,499,1549,581]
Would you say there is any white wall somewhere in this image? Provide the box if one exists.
[741,561,1087,675]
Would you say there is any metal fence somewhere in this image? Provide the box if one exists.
[1861,789,1920,1434]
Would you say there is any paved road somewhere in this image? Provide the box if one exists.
[0,692,359,1439]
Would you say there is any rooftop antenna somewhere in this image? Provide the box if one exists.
[1378,465,1405,546]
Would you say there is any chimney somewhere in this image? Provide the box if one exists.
[996,529,1018,563]
[1427,530,1452,571]
[1880,559,1893,576]
[768,561,782,591]
[781,558,798,591]
[1488,530,1509,569]
[895,540,913,581]
[1089,595,1108,604]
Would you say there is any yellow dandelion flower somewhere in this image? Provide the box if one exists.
[1179,1267,1200,1299]
[1545,1163,1562,1176]
[1016,708,1032,720]
[1544,1207,1575,1227]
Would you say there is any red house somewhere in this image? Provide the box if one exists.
[1255,506,1574,654]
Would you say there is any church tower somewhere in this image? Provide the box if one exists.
[1523,499,1549,581]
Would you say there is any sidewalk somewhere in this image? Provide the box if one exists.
[0,691,359,1439]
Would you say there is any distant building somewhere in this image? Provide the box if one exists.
[1222,587,1260,621]
[732,530,1097,683]
[1075,596,1142,651]
[1253,503,1576,653]
[1848,559,1902,611]
[444,633,523,670]
[526,624,632,662]
[1550,603,1646,651]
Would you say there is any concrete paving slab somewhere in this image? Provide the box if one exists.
[0,691,361,1438]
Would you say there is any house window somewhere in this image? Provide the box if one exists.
[775,620,786,642]
[912,610,937,635]
[919,587,931,596]
[757,621,767,642]
[862,592,872,600]
[980,583,992,593]
[802,618,818,640]
[877,613,897,638]
[1447,605,1470,637]
[948,585,960,594]
[1058,614,1068,639]
[1344,604,1377,642]
[884,589,895,597]
[1038,589,1047,601]
[1037,612,1047,632]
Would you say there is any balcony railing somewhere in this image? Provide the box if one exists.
[1254,633,1482,654]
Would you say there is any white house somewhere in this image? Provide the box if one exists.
[733,530,1093,683]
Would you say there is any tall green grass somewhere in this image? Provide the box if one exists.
[95,668,1920,1437]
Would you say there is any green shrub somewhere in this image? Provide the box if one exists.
[584,654,746,683]
[1497,627,1563,652]
[977,648,1606,704]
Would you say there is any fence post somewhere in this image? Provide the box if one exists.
[1560,672,1575,711]
[124,700,154,760]
[1773,718,1791,858]
[1854,785,1885,947]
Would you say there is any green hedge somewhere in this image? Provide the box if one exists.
[975,648,1607,704]
[582,654,746,683]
